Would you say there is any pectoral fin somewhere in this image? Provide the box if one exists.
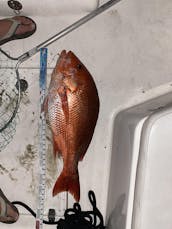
[63,77,78,93]
[58,86,69,122]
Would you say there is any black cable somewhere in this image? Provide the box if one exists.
[12,190,105,228]
[11,201,58,225]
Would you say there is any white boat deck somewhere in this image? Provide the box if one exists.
[0,0,172,228]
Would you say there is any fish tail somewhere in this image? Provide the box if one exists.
[52,169,80,202]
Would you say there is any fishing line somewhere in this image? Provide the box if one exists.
[66,192,68,210]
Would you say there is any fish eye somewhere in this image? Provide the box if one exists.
[77,64,82,70]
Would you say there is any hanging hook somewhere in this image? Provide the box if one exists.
[7,0,22,15]
[14,9,21,15]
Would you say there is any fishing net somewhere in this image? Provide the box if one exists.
[0,50,20,151]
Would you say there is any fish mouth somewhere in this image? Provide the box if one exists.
[60,50,73,59]
[58,50,68,63]
[56,50,67,70]
[56,50,73,70]
[60,50,67,58]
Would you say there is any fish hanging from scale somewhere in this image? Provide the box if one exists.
[44,50,100,202]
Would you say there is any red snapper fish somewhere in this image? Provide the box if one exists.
[45,50,99,202]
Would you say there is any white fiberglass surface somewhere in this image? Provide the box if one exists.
[1,0,172,227]
[106,108,146,229]
[132,107,172,229]
[106,97,172,229]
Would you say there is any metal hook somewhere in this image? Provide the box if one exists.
[14,9,21,15]
[7,0,22,15]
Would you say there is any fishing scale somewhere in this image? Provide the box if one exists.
[0,0,122,227]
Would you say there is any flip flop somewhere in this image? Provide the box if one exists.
[0,16,37,46]
[0,189,19,224]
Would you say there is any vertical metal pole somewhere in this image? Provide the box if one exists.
[36,48,48,229]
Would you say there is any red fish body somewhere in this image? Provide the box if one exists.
[45,50,99,202]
